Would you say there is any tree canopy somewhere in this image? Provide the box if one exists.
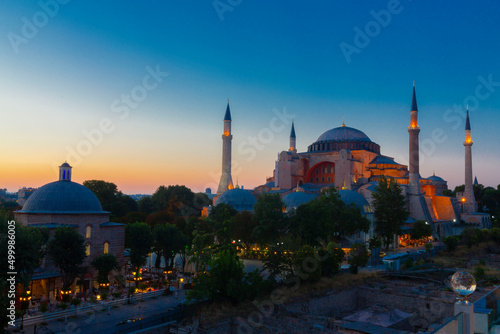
[372,177,409,249]
[125,222,153,279]
[47,227,86,290]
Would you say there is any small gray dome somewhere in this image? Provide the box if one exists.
[427,175,445,182]
[317,126,372,143]
[283,192,315,211]
[20,181,105,213]
[214,188,257,212]
[339,189,372,214]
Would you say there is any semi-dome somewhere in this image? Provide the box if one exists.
[283,191,315,212]
[308,124,380,154]
[339,189,372,214]
[19,181,105,214]
[214,188,257,212]
[317,126,372,143]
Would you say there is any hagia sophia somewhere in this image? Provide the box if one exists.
[213,84,492,243]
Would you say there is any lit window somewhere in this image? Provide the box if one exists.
[86,226,91,238]
[103,242,109,254]
[85,244,90,256]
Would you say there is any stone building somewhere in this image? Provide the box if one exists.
[14,163,126,299]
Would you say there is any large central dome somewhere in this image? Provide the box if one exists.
[316,126,372,143]
[307,124,380,154]
[19,181,105,214]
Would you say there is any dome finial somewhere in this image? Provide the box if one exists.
[433,170,435,176]
[342,179,347,190]
[413,80,415,87]
[341,116,346,127]
[235,177,239,189]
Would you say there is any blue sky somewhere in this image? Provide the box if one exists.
[0,0,499,193]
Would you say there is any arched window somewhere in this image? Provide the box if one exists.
[103,242,109,254]
[85,244,90,256]
[86,226,91,238]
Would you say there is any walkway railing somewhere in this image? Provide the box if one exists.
[13,288,167,328]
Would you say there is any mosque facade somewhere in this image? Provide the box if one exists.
[213,84,492,244]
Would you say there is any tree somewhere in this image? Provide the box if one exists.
[293,245,322,282]
[410,220,433,241]
[372,177,409,249]
[125,223,153,282]
[253,193,287,245]
[290,187,369,246]
[348,243,369,274]
[153,224,186,270]
[231,211,257,253]
[83,180,137,218]
[187,248,245,303]
[319,242,345,277]
[91,254,118,285]
[209,203,237,244]
[138,196,155,214]
[262,236,300,280]
[47,227,87,290]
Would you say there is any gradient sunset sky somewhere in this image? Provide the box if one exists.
[1,1,499,194]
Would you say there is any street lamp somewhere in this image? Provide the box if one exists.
[461,198,466,214]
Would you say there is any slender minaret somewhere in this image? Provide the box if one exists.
[463,107,477,213]
[408,81,421,195]
[217,101,234,195]
[289,120,297,153]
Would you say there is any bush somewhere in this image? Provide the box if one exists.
[100,292,108,300]
[474,266,486,281]
[58,303,69,310]
[113,292,122,299]
[40,302,48,313]
[70,298,81,306]
[404,258,414,269]
[443,236,459,252]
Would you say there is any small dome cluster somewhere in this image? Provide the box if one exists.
[214,188,257,211]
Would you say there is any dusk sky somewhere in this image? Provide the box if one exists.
[1,1,499,194]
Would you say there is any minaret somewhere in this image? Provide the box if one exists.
[408,81,421,195]
[59,162,72,181]
[289,120,297,153]
[463,107,477,213]
[217,101,234,195]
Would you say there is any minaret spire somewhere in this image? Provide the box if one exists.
[463,106,476,213]
[408,82,421,195]
[289,120,297,153]
[217,101,234,194]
